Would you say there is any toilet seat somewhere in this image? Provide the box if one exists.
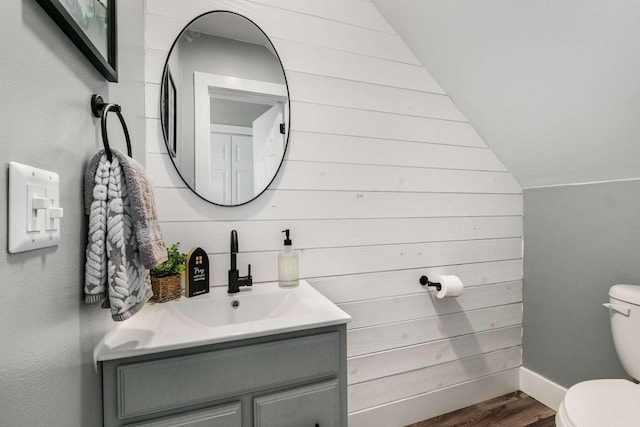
[559,379,640,427]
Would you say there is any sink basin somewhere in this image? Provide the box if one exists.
[170,290,311,327]
[94,280,351,364]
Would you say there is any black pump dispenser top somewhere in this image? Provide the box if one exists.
[282,229,292,246]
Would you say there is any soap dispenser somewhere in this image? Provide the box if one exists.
[278,229,299,288]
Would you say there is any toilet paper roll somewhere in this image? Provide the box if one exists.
[435,275,464,299]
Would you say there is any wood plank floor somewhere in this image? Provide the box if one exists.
[405,391,556,427]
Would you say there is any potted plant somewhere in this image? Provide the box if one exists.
[150,243,187,302]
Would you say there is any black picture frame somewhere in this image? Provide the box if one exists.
[162,71,178,158]
[36,0,118,82]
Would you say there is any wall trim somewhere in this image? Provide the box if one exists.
[519,367,567,411]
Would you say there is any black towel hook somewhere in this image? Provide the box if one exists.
[91,94,132,162]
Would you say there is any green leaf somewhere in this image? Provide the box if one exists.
[151,243,187,278]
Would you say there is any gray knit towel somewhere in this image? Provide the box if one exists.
[84,151,153,321]
[84,149,168,269]
[83,151,109,304]
[113,150,167,268]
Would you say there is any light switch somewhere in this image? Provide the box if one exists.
[49,208,64,218]
[31,196,48,210]
[45,186,63,231]
[26,185,46,232]
[8,162,62,253]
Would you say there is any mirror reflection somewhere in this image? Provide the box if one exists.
[161,11,290,206]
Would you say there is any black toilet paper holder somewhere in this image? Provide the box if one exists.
[419,275,442,291]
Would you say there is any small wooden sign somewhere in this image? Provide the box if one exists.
[186,247,209,298]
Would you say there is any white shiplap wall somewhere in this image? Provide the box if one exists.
[143,0,523,425]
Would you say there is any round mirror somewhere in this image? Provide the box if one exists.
[160,11,290,206]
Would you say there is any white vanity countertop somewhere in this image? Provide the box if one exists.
[94,280,351,364]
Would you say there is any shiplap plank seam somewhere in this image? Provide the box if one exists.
[347,308,524,355]
[347,346,523,412]
[291,102,486,148]
[147,145,510,175]
[147,154,521,194]
[201,240,522,285]
[144,45,440,95]
[146,121,509,172]
[342,281,522,329]
[144,38,443,95]
[292,99,469,124]
[147,152,514,179]
[345,299,524,334]
[347,323,524,359]
[144,0,400,45]
[245,0,397,33]
[277,162,521,194]
[144,84,479,147]
[347,370,520,427]
[347,303,523,357]
[309,260,523,304]
[185,238,523,256]
[274,38,443,93]
[157,217,522,253]
[286,72,464,121]
[154,188,524,221]
[143,5,419,65]
[347,326,523,385]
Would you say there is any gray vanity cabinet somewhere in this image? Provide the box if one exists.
[101,326,347,427]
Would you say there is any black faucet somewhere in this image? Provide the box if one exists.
[228,230,252,294]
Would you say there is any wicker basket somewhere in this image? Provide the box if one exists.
[150,274,182,303]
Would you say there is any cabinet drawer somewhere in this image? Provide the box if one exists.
[117,333,338,419]
[254,380,340,427]
[128,403,241,427]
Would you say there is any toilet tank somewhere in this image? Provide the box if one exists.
[607,284,640,380]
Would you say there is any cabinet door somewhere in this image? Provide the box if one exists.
[254,380,339,427]
[129,402,241,427]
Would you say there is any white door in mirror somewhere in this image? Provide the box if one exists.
[8,162,63,253]
[252,102,285,194]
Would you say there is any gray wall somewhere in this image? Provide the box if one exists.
[0,1,144,425]
[523,181,635,387]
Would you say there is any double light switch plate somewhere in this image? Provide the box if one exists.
[8,162,64,253]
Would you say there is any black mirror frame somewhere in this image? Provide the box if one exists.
[159,10,291,207]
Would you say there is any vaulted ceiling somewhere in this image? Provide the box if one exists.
[372,0,640,188]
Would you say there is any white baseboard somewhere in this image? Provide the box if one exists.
[348,369,520,427]
[519,367,567,411]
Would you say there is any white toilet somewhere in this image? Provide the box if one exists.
[556,284,640,427]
